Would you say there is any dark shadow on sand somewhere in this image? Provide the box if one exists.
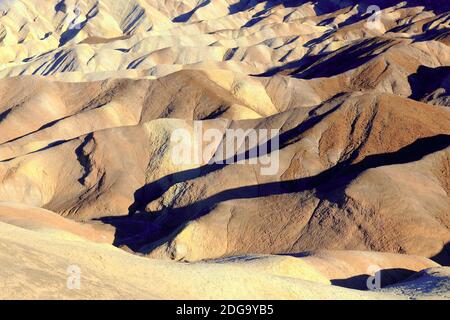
[331,268,418,290]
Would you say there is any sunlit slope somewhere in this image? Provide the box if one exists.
[0,208,446,299]
[0,0,448,87]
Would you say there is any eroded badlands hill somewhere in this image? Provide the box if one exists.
[0,203,448,299]
[0,0,449,299]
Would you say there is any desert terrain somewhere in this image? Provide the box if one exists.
[0,0,449,299]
